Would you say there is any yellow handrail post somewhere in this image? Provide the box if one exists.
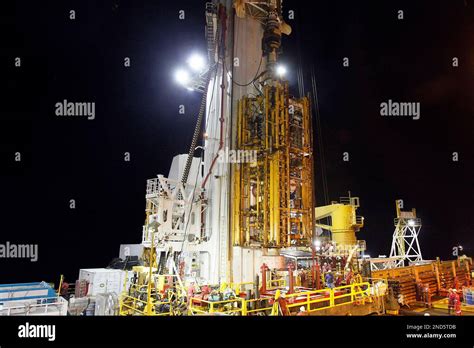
[350,284,354,302]
[307,292,310,312]
[330,289,334,307]
[57,274,64,296]
[242,300,247,316]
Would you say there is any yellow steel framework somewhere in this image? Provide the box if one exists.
[232,82,314,248]
[188,281,371,316]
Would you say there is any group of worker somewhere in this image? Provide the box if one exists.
[415,281,464,315]
[323,269,354,289]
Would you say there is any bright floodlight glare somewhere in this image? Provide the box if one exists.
[408,219,415,226]
[187,53,206,72]
[276,65,287,77]
[175,69,190,86]
[314,239,321,248]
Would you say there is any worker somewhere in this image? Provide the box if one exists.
[322,262,328,273]
[201,284,211,301]
[448,288,455,315]
[325,271,334,289]
[335,272,343,287]
[415,281,423,301]
[60,282,69,296]
[421,283,431,308]
[297,305,308,316]
[453,289,462,316]
[344,268,353,285]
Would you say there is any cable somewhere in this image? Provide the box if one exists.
[224,55,263,87]
[180,65,217,185]
[178,60,219,253]
[310,64,330,206]
[226,13,263,88]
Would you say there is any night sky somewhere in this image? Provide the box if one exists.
[1,0,473,284]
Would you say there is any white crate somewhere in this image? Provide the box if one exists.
[79,268,128,296]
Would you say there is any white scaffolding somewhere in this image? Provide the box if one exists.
[389,201,423,267]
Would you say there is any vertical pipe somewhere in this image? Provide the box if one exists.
[260,263,268,293]
[288,263,295,294]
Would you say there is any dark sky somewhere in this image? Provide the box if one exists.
[1,0,473,283]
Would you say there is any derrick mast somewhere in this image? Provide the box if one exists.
[139,0,315,285]
[229,0,315,280]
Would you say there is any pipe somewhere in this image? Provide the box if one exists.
[288,263,295,294]
[260,263,268,294]
[201,7,227,190]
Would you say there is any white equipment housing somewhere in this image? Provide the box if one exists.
[78,268,130,296]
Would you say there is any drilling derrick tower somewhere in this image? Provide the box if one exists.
[138,0,315,286]
[230,0,314,277]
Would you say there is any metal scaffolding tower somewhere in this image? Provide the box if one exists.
[389,200,423,267]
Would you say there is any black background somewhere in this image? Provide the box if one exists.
[0,315,473,346]
[1,0,473,284]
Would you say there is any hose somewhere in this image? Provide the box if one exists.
[180,66,216,185]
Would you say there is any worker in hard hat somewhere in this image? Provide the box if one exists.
[448,288,455,315]
[344,268,353,285]
[453,289,462,316]
[325,271,334,289]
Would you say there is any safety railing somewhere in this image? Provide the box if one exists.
[119,294,172,316]
[285,288,332,312]
[216,282,252,294]
[188,297,244,315]
[0,297,68,316]
[285,282,371,313]
[188,296,274,316]
[267,278,286,289]
[241,298,273,316]
[187,282,371,315]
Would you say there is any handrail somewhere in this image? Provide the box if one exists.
[285,282,371,313]
[120,294,172,316]
[242,298,273,315]
[189,297,244,315]
[0,297,68,316]
[267,278,286,289]
[186,281,372,315]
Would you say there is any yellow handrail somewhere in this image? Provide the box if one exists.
[185,281,371,315]
[119,294,172,316]
[188,297,244,315]
[242,298,273,315]
[285,282,371,313]
[267,278,286,289]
